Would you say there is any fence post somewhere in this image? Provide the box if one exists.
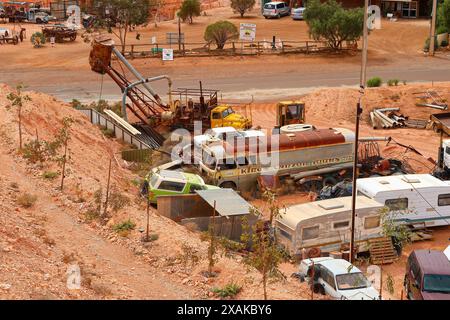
[183,43,185,56]
[306,41,309,54]
[232,41,235,54]
[131,45,134,59]
[257,41,260,55]
[281,41,284,53]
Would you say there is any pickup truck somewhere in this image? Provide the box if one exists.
[430,112,450,135]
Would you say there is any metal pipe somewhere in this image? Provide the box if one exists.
[112,46,172,107]
[291,163,355,181]
[375,107,400,112]
[359,136,391,142]
[122,75,173,121]
[374,110,398,127]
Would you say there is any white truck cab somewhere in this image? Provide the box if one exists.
[442,139,450,171]
[298,257,380,300]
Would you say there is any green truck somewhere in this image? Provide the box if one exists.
[142,169,219,204]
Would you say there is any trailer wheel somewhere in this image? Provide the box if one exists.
[219,181,237,190]
[322,176,337,188]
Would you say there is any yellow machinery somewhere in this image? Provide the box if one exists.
[210,105,252,130]
[276,101,306,128]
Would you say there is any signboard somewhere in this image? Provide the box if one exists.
[151,36,157,44]
[162,48,174,61]
[166,32,185,44]
[239,23,256,41]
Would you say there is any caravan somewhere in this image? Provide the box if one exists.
[357,174,450,228]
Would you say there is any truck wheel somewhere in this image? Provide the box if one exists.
[322,176,337,188]
[219,181,237,190]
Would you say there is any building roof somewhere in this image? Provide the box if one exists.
[196,189,251,216]
[277,196,383,230]
[414,249,450,276]
[357,174,450,198]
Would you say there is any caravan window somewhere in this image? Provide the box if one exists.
[364,216,380,229]
[385,198,408,210]
[302,225,319,240]
[333,221,350,230]
[277,228,292,240]
[438,194,450,206]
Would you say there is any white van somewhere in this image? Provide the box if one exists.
[357,174,450,228]
[263,2,290,19]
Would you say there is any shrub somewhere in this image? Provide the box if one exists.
[387,79,399,86]
[424,37,438,52]
[212,282,242,298]
[436,25,448,35]
[113,219,136,233]
[230,0,256,18]
[367,77,382,87]
[108,188,130,213]
[441,39,449,47]
[178,0,201,24]
[70,99,86,109]
[438,0,450,35]
[17,193,37,208]
[31,32,46,48]
[304,0,364,50]
[100,126,115,138]
[42,171,58,180]
[204,20,238,49]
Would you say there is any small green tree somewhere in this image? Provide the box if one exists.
[204,21,238,49]
[230,0,256,18]
[241,191,285,300]
[304,0,364,50]
[93,0,150,53]
[438,0,450,33]
[6,84,31,150]
[178,0,201,24]
[54,117,74,191]
[380,206,413,253]
[31,32,46,48]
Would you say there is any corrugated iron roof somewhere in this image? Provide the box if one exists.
[196,189,251,216]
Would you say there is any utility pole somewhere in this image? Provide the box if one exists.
[429,0,438,56]
[350,0,369,264]
[178,14,181,53]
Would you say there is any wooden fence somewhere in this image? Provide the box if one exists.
[119,39,349,59]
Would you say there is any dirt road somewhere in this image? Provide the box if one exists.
[1,7,449,102]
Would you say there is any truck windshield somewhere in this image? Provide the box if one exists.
[336,272,370,290]
[149,174,159,188]
[222,108,235,118]
[423,274,450,294]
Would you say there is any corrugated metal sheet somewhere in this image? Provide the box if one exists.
[195,189,251,216]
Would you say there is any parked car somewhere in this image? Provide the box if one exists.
[298,257,380,300]
[404,249,450,300]
[0,8,6,19]
[291,7,306,20]
[142,169,219,204]
[263,1,290,19]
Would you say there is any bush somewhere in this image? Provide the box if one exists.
[230,0,256,18]
[70,99,86,109]
[441,40,449,47]
[304,0,364,50]
[436,25,448,35]
[438,0,450,36]
[424,37,438,52]
[100,126,115,138]
[31,32,46,48]
[178,0,201,24]
[113,219,136,233]
[108,188,130,213]
[367,77,382,87]
[17,193,37,208]
[204,21,238,49]
[42,171,58,180]
[212,282,242,298]
[387,79,399,86]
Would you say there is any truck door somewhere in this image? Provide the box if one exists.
[211,111,221,128]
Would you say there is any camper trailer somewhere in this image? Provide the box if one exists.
[357,174,450,228]
[275,196,384,256]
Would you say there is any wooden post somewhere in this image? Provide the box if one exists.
[103,158,112,220]
[145,196,150,242]
[429,0,438,56]
[131,45,134,59]
[306,41,309,54]
[208,200,217,276]
[311,260,315,300]
[18,104,22,149]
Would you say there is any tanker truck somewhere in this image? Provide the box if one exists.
[192,127,356,192]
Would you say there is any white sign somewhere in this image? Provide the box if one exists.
[162,48,174,61]
[239,23,256,41]
[151,36,157,44]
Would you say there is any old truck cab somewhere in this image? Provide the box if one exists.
[276,101,305,128]
[210,105,252,130]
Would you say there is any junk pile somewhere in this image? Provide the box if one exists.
[370,107,427,129]
[414,90,448,110]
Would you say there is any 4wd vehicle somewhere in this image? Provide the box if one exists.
[404,249,450,300]
[298,257,380,300]
[142,169,219,204]
[42,25,77,42]
[263,2,290,19]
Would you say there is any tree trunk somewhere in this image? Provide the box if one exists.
[60,137,68,191]
[18,105,22,150]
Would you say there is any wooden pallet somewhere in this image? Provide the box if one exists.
[369,237,398,265]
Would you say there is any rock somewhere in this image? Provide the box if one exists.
[182,278,190,285]
[0,283,11,290]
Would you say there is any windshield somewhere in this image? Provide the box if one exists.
[149,174,159,188]
[336,272,370,291]
[423,274,450,294]
[222,107,235,119]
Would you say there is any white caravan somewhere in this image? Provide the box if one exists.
[357,174,450,227]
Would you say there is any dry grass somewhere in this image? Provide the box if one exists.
[16,193,37,208]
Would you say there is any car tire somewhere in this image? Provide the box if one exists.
[277,14,281,19]
[219,181,237,190]
[36,18,42,24]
